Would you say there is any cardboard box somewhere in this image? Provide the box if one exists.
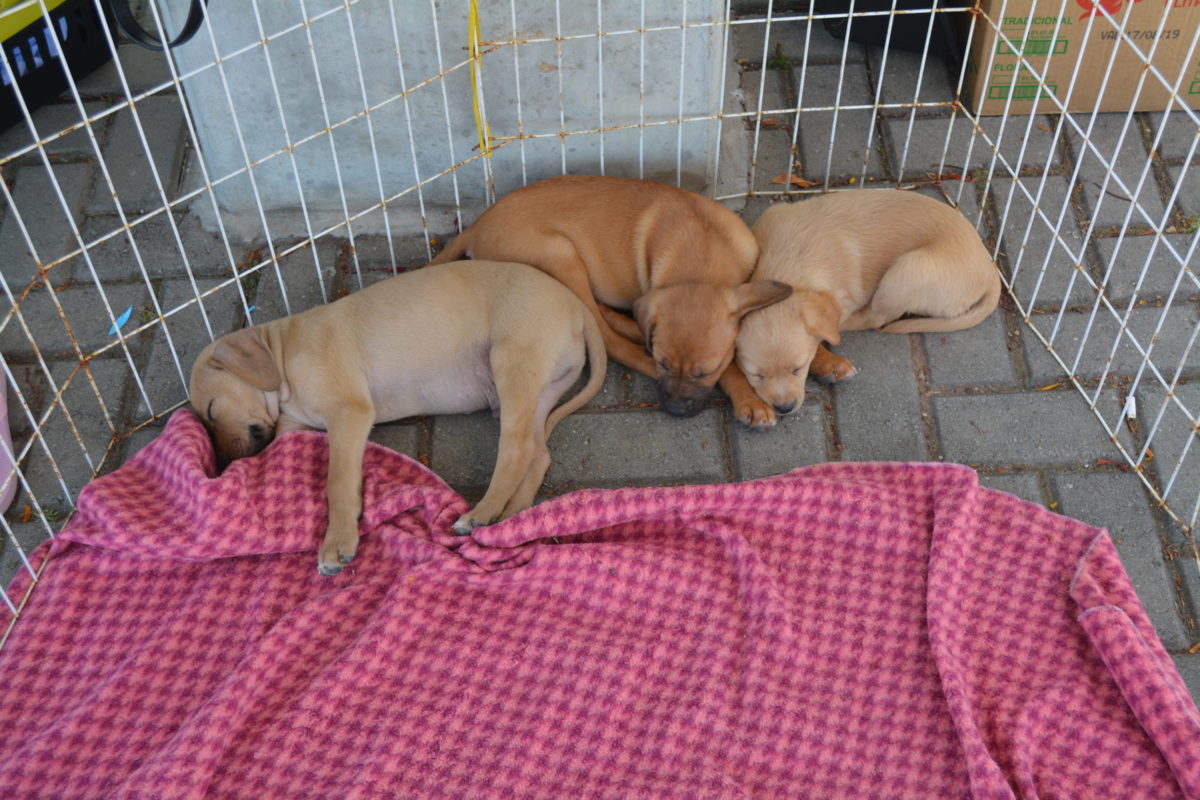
[963,0,1200,115]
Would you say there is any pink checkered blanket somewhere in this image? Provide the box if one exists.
[1,410,1197,799]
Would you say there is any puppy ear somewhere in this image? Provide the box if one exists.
[632,295,656,356]
[210,328,281,391]
[798,291,842,346]
[731,280,793,319]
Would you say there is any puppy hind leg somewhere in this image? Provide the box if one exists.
[453,352,548,535]
[495,365,579,520]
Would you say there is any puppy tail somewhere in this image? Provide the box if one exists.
[544,312,608,439]
[429,232,471,265]
[880,267,1002,334]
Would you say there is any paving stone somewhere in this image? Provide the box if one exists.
[0,516,58,590]
[739,70,804,192]
[137,278,242,417]
[886,114,1059,180]
[0,162,92,285]
[1136,382,1199,532]
[3,361,52,436]
[248,239,342,322]
[976,470,1045,506]
[868,47,956,107]
[1067,113,1166,230]
[350,233,436,274]
[368,422,421,460]
[1166,164,1200,219]
[1146,110,1199,164]
[792,64,887,181]
[0,101,109,159]
[17,357,130,510]
[1093,233,1199,304]
[545,408,727,489]
[988,174,1093,308]
[117,419,168,464]
[0,280,152,360]
[831,330,926,461]
[732,394,826,480]
[78,212,243,282]
[428,410,503,491]
[77,45,178,98]
[730,15,865,66]
[1171,655,1200,703]
[1022,304,1200,383]
[87,97,186,215]
[1052,470,1189,649]
[934,391,1117,466]
[923,312,1018,388]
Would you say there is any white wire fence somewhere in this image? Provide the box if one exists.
[0,0,1196,629]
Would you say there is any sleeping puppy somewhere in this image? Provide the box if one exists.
[431,175,792,424]
[736,189,1001,416]
[189,260,605,576]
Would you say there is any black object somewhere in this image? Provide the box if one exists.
[815,0,963,62]
[109,0,207,51]
[1,0,116,135]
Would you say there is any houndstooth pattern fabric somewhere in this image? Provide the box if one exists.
[0,409,1196,799]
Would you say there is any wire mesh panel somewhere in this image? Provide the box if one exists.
[0,0,1196,635]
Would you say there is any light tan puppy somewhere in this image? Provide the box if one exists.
[431,175,792,423]
[189,260,605,576]
[737,189,1001,416]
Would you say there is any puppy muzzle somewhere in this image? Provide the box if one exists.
[657,383,710,418]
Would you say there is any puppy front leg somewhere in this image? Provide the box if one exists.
[719,361,777,430]
[318,401,374,576]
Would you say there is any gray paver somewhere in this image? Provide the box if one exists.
[934,391,1116,465]
[731,17,865,66]
[0,162,93,284]
[1146,110,1200,164]
[976,470,1045,506]
[792,64,887,181]
[1137,382,1199,532]
[0,101,109,159]
[886,114,1059,180]
[87,97,186,215]
[78,212,243,282]
[17,357,130,511]
[247,239,342,323]
[137,278,242,417]
[1093,233,1199,303]
[77,45,177,97]
[733,395,826,480]
[923,312,1018,388]
[1171,656,1200,702]
[545,408,726,489]
[0,280,152,360]
[1167,164,1200,219]
[988,174,1094,308]
[831,331,926,462]
[1067,114,1165,230]
[1022,304,1200,383]
[869,47,956,106]
[368,422,421,460]
[1053,470,1189,649]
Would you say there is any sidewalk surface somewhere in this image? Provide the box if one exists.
[1,17,1197,699]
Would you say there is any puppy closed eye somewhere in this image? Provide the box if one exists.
[791,367,806,376]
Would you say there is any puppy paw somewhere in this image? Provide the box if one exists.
[814,363,857,384]
[735,397,777,430]
[317,528,359,576]
[451,513,477,536]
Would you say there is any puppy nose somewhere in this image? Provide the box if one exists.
[773,401,796,415]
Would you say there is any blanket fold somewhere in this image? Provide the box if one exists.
[1,409,1196,800]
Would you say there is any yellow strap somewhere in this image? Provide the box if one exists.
[467,0,492,158]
